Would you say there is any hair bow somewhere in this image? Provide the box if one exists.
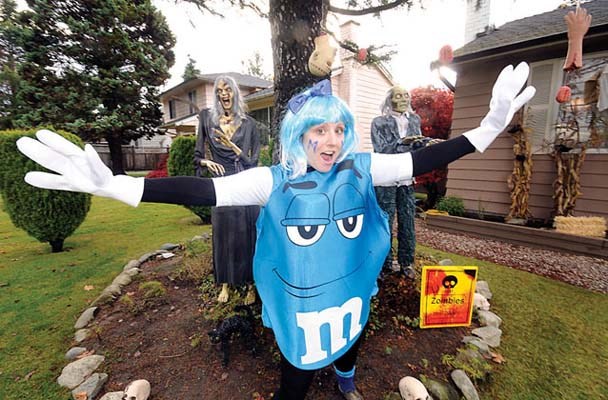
[287,79,332,114]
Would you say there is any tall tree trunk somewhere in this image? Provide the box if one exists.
[269,0,328,163]
[106,135,126,175]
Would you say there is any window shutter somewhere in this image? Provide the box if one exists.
[525,62,556,153]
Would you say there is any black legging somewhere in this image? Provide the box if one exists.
[272,331,365,400]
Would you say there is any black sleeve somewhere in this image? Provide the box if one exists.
[411,135,475,177]
[141,177,216,206]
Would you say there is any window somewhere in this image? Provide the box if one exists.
[168,99,176,120]
[526,51,608,153]
[187,90,197,114]
[249,107,273,146]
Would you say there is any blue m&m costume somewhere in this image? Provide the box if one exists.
[254,153,390,370]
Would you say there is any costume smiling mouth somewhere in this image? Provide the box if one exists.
[273,251,371,298]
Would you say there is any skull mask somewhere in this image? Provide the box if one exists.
[390,86,411,114]
[216,79,234,113]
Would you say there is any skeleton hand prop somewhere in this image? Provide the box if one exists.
[463,62,536,153]
[213,128,242,156]
[200,159,226,176]
[563,6,592,70]
[16,130,144,207]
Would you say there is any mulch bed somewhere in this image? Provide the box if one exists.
[81,250,471,399]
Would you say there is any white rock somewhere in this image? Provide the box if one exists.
[398,376,432,400]
[57,355,105,389]
[99,392,124,400]
[74,307,99,329]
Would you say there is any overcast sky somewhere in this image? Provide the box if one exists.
[17,0,568,90]
[154,0,567,90]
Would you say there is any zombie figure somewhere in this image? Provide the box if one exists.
[194,75,260,304]
[18,63,534,400]
[371,86,421,276]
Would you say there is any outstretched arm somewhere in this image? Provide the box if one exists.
[371,62,535,185]
[17,130,272,207]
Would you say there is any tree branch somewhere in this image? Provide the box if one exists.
[177,0,268,18]
[329,0,413,16]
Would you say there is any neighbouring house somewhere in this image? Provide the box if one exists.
[159,72,273,137]
[447,0,608,221]
[157,20,395,158]
[93,72,271,171]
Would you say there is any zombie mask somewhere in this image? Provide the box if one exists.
[308,34,337,77]
[391,86,410,114]
[253,154,390,370]
[216,79,234,112]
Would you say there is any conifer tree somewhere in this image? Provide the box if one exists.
[15,0,175,174]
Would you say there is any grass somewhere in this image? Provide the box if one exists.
[0,196,207,400]
[1,194,606,399]
[417,245,608,400]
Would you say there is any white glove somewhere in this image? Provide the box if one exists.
[16,129,145,207]
[463,62,536,153]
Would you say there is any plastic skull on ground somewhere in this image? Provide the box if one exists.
[123,379,150,400]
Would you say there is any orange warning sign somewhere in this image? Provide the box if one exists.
[419,265,478,328]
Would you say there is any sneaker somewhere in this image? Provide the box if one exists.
[339,388,364,400]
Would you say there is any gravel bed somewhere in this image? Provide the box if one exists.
[415,219,608,294]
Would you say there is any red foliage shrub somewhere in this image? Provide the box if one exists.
[146,153,169,178]
[410,87,454,207]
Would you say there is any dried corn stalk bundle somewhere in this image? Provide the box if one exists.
[552,146,586,217]
[507,126,533,221]
[554,215,607,237]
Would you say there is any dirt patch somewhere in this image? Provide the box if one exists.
[81,248,472,399]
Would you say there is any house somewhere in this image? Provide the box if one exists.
[157,20,395,154]
[158,72,272,138]
[447,0,608,220]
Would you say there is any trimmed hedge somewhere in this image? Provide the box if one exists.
[167,135,212,223]
[0,129,91,252]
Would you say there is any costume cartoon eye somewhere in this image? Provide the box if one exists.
[286,224,326,246]
[336,214,364,239]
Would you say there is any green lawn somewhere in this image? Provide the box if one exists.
[418,245,608,400]
[0,196,207,400]
[1,196,606,399]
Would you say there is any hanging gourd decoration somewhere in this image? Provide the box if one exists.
[556,86,572,103]
[438,45,453,65]
[563,5,592,71]
[308,33,337,77]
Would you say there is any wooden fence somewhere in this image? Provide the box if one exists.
[92,144,168,171]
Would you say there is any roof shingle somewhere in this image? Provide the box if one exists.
[454,0,608,60]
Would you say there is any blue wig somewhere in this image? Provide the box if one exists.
[280,92,358,179]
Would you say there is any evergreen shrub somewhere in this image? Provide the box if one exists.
[167,135,211,223]
[0,129,91,252]
[436,195,465,217]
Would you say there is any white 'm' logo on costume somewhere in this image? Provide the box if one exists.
[295,297,363,365]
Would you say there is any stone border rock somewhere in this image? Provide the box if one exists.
[57,235,209,400]
[55,241,499,400]
[398,259,503,400]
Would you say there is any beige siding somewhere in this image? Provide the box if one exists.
[447,60,608,220]
[348,64,392,152]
